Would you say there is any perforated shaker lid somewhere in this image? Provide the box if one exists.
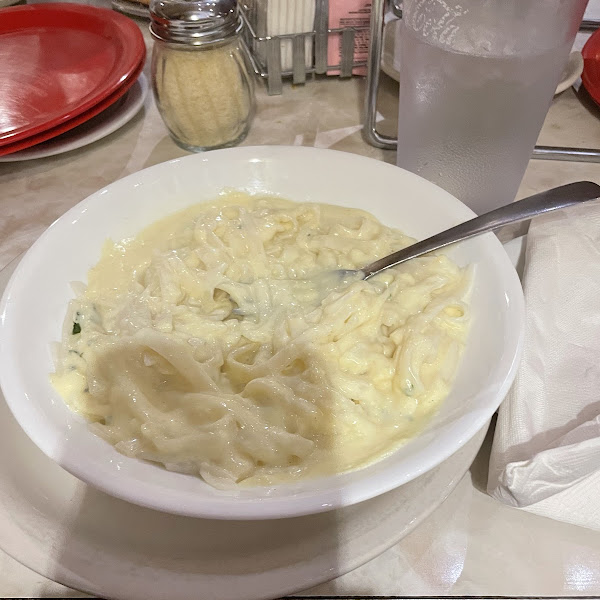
[150,0,242,45]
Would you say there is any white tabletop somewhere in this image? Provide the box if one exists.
[1,2,600,597]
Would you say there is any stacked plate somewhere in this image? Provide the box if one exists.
[582,27,600,106]
[0,2,147,160]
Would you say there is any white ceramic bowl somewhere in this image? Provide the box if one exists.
[0,146,524,520]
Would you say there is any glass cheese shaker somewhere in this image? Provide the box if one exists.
[150,0,255,152]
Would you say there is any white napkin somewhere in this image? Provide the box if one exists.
[488,201,600,531]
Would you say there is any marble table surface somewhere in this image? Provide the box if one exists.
[1,4,600,598]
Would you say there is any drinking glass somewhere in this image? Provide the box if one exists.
[396,0,589,214]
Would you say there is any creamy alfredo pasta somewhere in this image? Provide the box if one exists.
[51,193,470,488]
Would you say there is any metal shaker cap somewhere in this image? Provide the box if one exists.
[150,0,242,45]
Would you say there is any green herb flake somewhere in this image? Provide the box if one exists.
[72,322,81,335]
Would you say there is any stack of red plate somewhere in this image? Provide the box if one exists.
[582,28,600,107]
[0,3,146,157]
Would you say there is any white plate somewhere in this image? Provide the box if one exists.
[0,255,486,600]
[0,390,486,600]
[555,50,584,94]
[0,146,524,520]
[0,218,526,600]
[0,73,149,162]
[0,381,485,600]
[382,19,583,97]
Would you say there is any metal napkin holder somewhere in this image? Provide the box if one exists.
[240,0,370,95]
[364,0,600,163]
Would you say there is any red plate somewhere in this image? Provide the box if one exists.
[0,58,145,157]
[582,28,600,106]
[0,3,146,146]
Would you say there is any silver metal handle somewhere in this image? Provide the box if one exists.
[362,181,600,278]
[532,146,600,163]
[363,0,395,150]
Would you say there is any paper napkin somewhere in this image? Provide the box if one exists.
[488,200,600,531]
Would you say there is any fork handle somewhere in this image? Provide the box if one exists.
[362,181,600,279]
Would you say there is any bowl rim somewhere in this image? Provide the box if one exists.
[0,146,525,519]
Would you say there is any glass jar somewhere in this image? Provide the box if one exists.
[150,0,255,152]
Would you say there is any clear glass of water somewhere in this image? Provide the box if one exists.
[396,0,589,214]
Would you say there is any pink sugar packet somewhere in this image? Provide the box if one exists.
[327,0,372,75]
